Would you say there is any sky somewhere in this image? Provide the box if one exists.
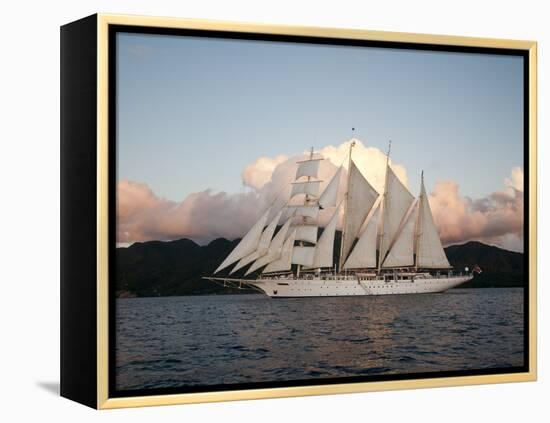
[116,32,525,251]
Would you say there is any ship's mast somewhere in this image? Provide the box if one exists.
[377,140,391,272]
[338,137,355,272]
[414,170,424,272]
[296,146,314,278]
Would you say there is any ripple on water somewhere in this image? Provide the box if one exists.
[115,288,524,390]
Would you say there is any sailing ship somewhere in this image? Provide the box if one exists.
[204,141,473,297]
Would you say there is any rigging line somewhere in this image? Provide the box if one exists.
[297,146,315,277]
[378,139,392,272]
[356,194,382,238]
[271,147,323,207]
[380,198,419,268]
[338,140,356,271]
[262,165,307,219]
[414,170,424,271]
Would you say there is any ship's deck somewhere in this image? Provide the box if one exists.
[256,271,470,282]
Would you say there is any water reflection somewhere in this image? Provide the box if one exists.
[116,288,524,390]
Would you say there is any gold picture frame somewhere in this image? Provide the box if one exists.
[60,13,537,409]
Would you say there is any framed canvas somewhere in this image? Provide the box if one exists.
[60,13,537,409]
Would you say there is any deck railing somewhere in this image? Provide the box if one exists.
[258,270,471,281]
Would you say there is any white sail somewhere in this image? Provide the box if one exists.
[230,209,282,273]
[246,217,293,275]
[291,245,315,267]
[379,165,414,264]
[286,205,319,219]
[382,200,418,268]
[214,207,271,273]
[309,204,340,268]
[262,229,297,273]
[416,178,451,268]
[318,166,342,209]
[206,143,474,298]
[341,160,379,263]
[294,225,318,244]
[290,180,321,198]
[296,158,322,179]
[343,201,380,269]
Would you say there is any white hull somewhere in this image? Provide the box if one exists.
[207,274,473,298]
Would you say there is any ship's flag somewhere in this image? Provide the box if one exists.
[473,265,482,274]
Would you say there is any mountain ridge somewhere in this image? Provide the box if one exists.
[115,236,524,297]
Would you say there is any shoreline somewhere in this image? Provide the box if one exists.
[116,286,524,299]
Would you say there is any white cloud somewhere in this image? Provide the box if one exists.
[505,166,524,193]
[316,139,408,193]
[242,154,288,190]
[117,140,524,252]
[429,167,524,251]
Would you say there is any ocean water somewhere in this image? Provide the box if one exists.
[115,288,524,391]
